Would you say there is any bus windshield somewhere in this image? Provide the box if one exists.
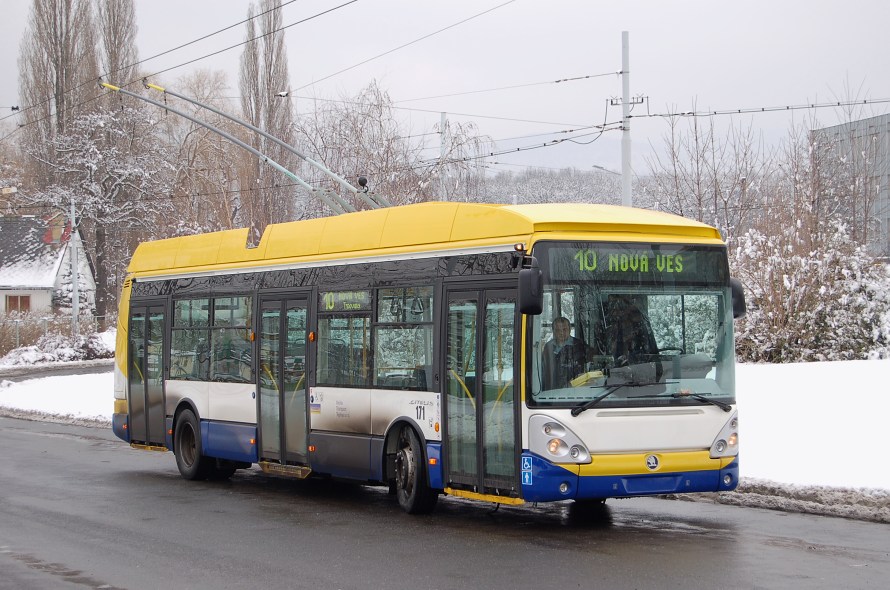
[528,241,735,409]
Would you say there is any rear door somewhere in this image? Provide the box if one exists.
[128,302,166,446]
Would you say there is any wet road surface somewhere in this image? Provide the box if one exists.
[0,416,887,589]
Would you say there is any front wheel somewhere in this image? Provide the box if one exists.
[394,426,438,514]
[174,409,211,480]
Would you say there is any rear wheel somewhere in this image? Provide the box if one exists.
[174,409,211,480]
[394,425,438,514]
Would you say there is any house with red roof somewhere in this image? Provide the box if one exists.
[0,215,96,316]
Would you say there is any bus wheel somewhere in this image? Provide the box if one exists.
[394,425,437,514]
[174,409,209,480]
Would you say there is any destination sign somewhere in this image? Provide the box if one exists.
[542,242,728,286]
[319,290,372,313]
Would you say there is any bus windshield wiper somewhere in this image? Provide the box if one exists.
[570,381,660,417]
[679,393,732,412]
[629,392,733,412]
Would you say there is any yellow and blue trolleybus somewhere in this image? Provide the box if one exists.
[113,202,745,513]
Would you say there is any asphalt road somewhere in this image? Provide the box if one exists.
[1,416,887,590]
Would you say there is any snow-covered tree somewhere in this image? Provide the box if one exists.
[732,122,890,362]
[22,107,174,324]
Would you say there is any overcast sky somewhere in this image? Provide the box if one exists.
[1,0,889,174]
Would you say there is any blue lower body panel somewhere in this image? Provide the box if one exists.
[426,442,443,489]
[202,421,258,464]
[521,453,739,502]
[112,413,129,442]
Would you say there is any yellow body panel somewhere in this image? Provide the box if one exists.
[115,280,132,378]
[125,203,724,280]
[565,451,735,477]
[445,487,525,505]
[113,398,128,414]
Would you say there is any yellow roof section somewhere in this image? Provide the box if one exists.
[127,202,723,275]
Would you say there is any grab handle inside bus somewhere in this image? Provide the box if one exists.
[518,257,543,315]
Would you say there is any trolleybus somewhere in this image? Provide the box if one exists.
[113,202,745,513]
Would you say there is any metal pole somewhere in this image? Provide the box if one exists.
[70,194,79,338]
[440,112,447,201]
[100,82,348,215]
[621,31,632,207]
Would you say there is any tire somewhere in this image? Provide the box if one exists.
[206,461,237,481]
[174,409,210,480]
[394,425,438,514]
[569,498,609,523]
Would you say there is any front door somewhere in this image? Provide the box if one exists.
[258,298,309,464]
[444,287,519,497]
[128,303,165,446]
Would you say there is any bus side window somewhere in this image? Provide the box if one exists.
[374,287,434,391]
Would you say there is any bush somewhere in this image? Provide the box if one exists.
[0,331,114,366]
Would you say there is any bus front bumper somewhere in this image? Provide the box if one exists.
[520,451,739,503]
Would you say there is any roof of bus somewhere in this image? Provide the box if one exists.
[127,202,724,276]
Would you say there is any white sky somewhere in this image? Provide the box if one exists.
[2,359,889,489]
[2,0,889,173]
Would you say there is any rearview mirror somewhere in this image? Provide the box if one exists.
[730,277,746,320]
[518,260,543,315]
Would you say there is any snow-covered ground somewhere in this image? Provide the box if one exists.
[1,359,888,522]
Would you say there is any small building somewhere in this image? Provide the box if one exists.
[0,215,96,315]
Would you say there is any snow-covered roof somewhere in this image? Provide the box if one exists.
[0,216,70,289]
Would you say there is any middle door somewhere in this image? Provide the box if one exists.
[258,297,309,465]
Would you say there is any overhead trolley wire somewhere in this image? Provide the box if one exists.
[393,72,621,103]
[0,0,360,144]
[294,0,517,91]
[0,0,302,126]
[631,97,890,119]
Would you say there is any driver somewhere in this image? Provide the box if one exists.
[541,317,588,389]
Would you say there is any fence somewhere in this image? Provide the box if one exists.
[0,313,112,357]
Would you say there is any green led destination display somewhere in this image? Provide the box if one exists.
[319,290,372,312]
[542,242,728,286]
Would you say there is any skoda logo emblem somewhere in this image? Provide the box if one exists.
[645,455,659,471]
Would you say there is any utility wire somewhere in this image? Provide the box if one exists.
[6,126,620,213]
[393,72,621,103]
[295,0,517,91]
[0,1,359,144]
[0,0,302,125]
[633,97,890,119]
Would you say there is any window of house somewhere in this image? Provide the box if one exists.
[5,295,31,315]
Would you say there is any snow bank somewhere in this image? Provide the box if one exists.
[1,358,889,523]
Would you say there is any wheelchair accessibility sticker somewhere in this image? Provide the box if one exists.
[521,456,533,485]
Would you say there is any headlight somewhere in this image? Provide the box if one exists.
[710,411,739,458]
[529,415,591,464]
[547,438,568,457]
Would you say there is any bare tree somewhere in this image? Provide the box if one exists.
[296,81,492,210]
[238,0,299,239]
[162,69,247,234]
[17,0,98,188]
[644,113,776,246]
[97,0,139,87]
